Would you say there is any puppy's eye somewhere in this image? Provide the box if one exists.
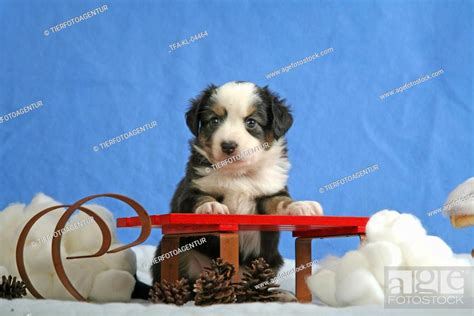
[245,118,257,129]
[209,117,220,127]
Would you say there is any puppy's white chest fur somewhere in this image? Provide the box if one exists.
[192,140,290,259]
[222,191,258,215]
[193,139,290,210]
[196,173,272,259]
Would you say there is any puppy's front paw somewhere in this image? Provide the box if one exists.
[280,201,323,216]
[195,201,230,215]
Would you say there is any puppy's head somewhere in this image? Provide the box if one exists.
[185,81,293,169]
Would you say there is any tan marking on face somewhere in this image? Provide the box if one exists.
[197,133,214,162]
[211,103,226,117]
[210,82,262,161]
[264,132,275,146]
[198,133,211,148]
[245,105,257,117]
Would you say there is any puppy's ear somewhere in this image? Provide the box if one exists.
[185,84,216,136]
[261,86,293,139]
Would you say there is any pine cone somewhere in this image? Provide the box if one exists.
[205,258,235,280]
[235,257,280,303]
[0,275,27,299]
[194,270,236,306]
[149,278,190,306]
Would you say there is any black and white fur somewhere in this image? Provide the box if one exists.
[137,82,323,298]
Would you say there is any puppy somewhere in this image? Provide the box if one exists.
[150,81,323,289]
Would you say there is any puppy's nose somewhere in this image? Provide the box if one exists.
[221,141,238,155]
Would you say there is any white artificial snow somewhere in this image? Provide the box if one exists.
[1,194,473,315]
[0,193,136,301]
[0,240,472,315]
[306,209,473,307]
[3,298,473,316]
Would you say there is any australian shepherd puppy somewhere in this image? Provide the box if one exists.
[150,81,323,292]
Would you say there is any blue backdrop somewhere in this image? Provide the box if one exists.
[0,0,472,260]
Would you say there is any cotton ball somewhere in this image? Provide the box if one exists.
[27,193,58,208]
[23,239,67,275]
[316,255,340,272]
[366,210,400,242]
[449,257,472,267]
[22,211,63,237]
[0,204,26,275]
[390,213,426,244]
[55,251,110,300]
[335,250,370,284]
[27,273,55,298]
[49,274,79,300]
[64,250,109,274]
[18,206,68,255]
[335,269,384,306]
[80,204,116,235]
[0,194,137,302]
[0,204,26,257]
[0,266,8,276]
[361,241,403,286]
[399,235,454,266]
[62,205,118,254]
[98,245,136,275]
[420,257,473,298]
[23,206,63,225]
[448,257,474,297]
[23,193,62,218]
[89,270,135,302]
[0,203,25,231]
[49,255,103,301]
[0,246,17,278]
[306,269,338,306]
[0,203,25,225]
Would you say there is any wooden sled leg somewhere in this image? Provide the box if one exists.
[295,237,312,303]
